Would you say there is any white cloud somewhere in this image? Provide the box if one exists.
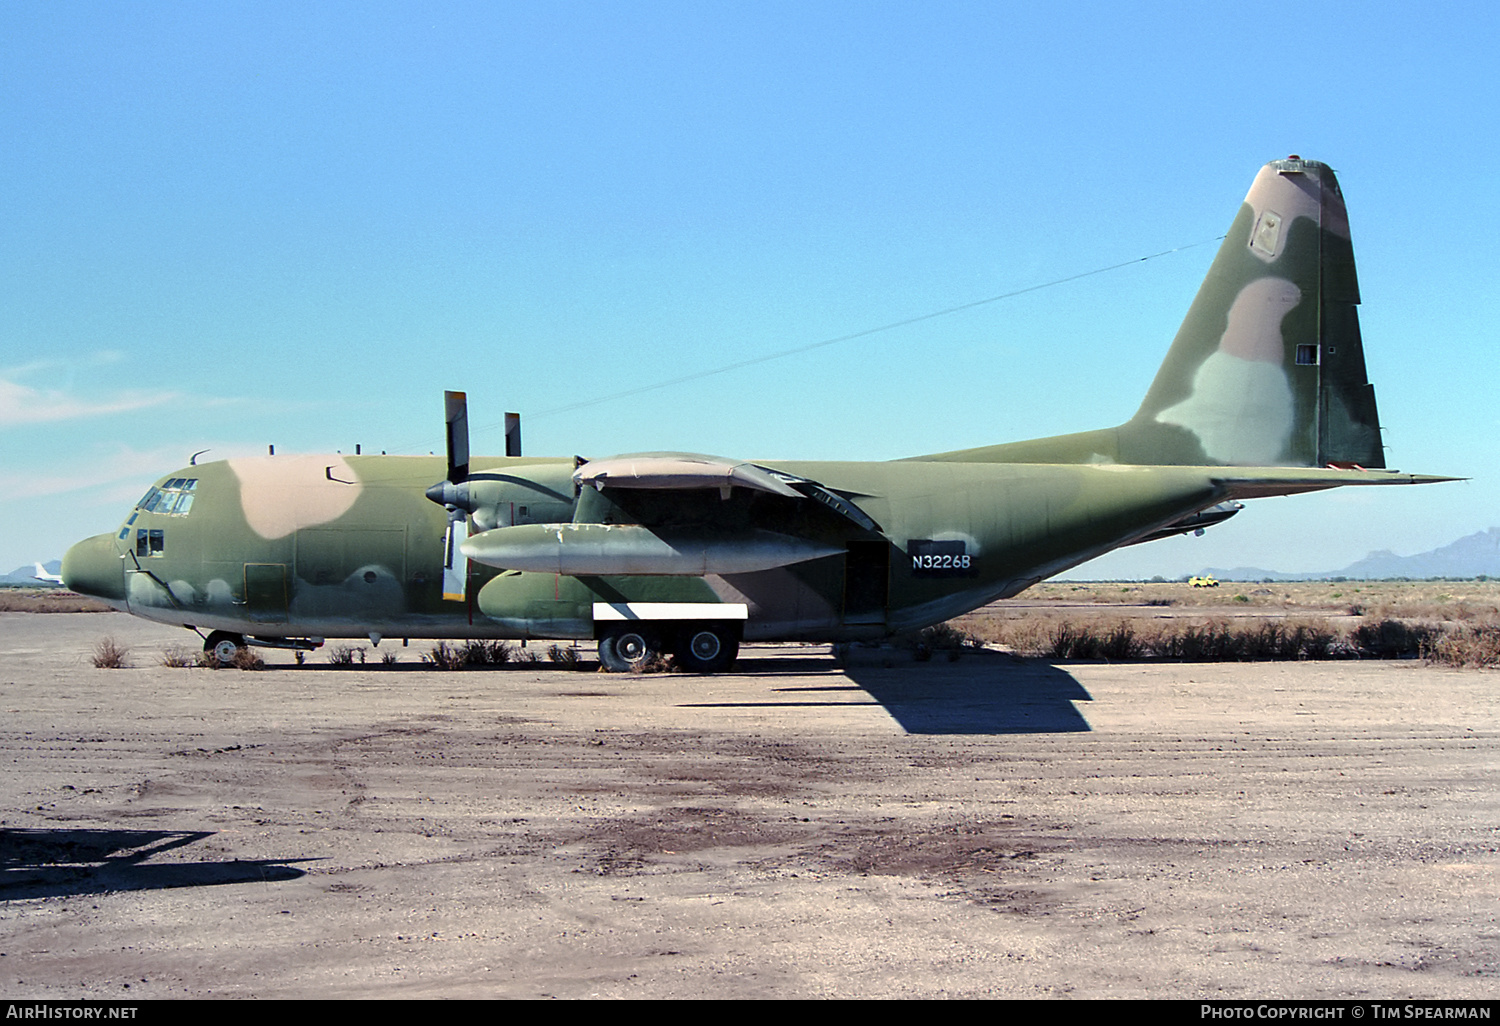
[0,376,179,427]
[2,351,125,379]
[0,444,191,500]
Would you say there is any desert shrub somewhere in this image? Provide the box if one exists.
[423,641,467,670]
[547,644,581,668]
[232,647,264,670]
[463,640,513,665]
[420,640,519,668]
[1099,621,1144,660]
[91,637,129,668]
[160,645,198,668]
[1045,619,1133,660]
[380,650,400,666]
[1046,620,1087,659]
[1152,620,1231,660]
[903,623,982,661]
[1030,617,1342,662]
[1351,619,1440,659]
[1425,624,1500,668]
[328,644,365,666]
[635,652,674,673]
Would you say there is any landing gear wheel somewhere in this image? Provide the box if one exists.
[597,627,660,673]
[673,626,739,674]
[203,631,246,668]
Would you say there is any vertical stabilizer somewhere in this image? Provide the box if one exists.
[923,157,1385,468]
[1122,157,1383,468]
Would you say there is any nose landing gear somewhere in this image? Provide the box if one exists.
[203,631,246,668]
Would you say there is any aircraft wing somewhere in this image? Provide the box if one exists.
[575,453,803,497]
[575,453,881,531]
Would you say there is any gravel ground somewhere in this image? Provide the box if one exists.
[1,611,1496,998]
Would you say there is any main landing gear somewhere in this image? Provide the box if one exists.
[596,622,740,674]
[203,630,246,668]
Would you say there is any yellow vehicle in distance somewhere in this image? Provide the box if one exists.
[1189,575,1221,588]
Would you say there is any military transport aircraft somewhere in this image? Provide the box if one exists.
[62,157,1454,671]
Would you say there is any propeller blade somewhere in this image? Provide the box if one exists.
[505,412,522,458]
[444,390,469,484]
[442,515,470,602]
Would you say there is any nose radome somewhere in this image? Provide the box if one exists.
[62,533,127,605]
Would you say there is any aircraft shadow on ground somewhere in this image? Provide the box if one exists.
[693,650,1094,735]
[0,828,309,900]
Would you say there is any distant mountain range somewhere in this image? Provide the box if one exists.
[1200,527,1500,581]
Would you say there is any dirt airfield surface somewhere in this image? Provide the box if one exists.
[1,610,1497,999]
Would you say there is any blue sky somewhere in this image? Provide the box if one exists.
[2,1,1496,577]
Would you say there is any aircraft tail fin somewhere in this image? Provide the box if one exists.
[1122,156,1382,468]
[924,157,1385,469]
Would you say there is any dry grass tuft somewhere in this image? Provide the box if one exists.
[421,640,518,669]
[160,645,199,668]
[948,580,1500,667]
[1425,624,1500,668]
[547,644,581,669]
[328,644,366,666]
[463,640,513,665]
[91,637,130,668]
[634,652,675,674]
[232,647,265,671]
[961,615,1364,662]
[423,641,467,669]
[903,623,983,662]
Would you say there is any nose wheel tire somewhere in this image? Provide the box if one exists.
[203,631,247,668]
[597,628,660,673]
[672,626,739,674]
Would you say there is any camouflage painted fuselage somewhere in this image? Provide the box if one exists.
[62,157,1452,650]
[63,451,1436,645]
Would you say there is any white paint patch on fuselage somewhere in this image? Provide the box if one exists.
[1155,277,1301,464]
[228,455,363,541]
[126,571,172,610]
[1156,352,1293,464]
[204,578,235,607]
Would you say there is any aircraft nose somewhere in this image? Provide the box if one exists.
[62,533,127,604]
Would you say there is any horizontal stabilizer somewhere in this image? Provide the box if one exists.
[1211,468,1462,500]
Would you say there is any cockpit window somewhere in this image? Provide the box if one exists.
[136,479,197,516]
